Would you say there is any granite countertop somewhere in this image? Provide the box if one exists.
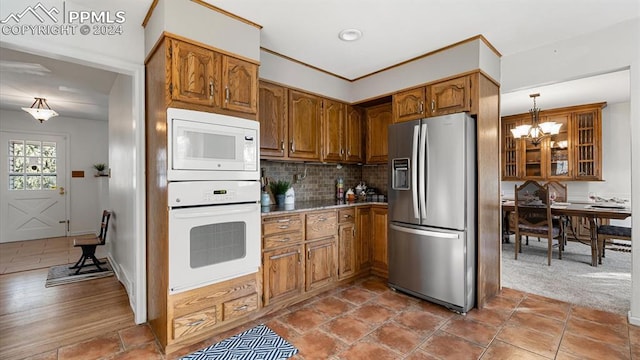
[261,199,387,215]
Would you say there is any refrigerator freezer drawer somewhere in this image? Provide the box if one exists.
[388,223,473,312]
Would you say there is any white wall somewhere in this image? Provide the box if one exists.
[145,0,261,61]
[108,74,138,314]
[0,109,108,235]
[260,38,501,103]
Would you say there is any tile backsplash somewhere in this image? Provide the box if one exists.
[261,161,388,202]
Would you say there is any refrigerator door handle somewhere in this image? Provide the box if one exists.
[411,124,420,219]
[419,123,428,221]
[390,224,460,239]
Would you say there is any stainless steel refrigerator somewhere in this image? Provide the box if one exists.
[388,112,476,313]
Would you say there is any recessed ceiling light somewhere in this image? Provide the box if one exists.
[338,29,362,42]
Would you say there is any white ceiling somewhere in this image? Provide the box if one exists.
[0,0,637,121]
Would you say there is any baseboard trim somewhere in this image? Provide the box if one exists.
[628,311,640,325]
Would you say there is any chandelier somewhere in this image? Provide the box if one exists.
[510,93,562,146]
[22,97,59,123]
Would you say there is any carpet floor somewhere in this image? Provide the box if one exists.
[502,237,631,315]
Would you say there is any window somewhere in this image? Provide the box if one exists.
[8,140,57,190]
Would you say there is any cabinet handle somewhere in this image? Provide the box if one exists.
[278,225,290,229]
[343,214,352,218]
[209,81,214,99]
[318,217,327,222]
[431,100,435,112]
[298,249,301,263]
[277,237,290,242]
[280,141,285,151]
[290,141,295,153]
[276,218,291,223]
[234,305,249,311]
[187,319,205,327]
[353,228,356,237]
[307,248,311,260]
[225,86,230,102]
[347,150,351,156]
[340,149,344,155]
[419,101,424,113]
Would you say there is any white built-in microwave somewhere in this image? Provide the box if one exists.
[167,108,259,181]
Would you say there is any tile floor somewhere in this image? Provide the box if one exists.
[21,276,639,360]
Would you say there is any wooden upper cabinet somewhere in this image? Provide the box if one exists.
[501,116,523,180]
[258,81,287,158]
[345,105,364,163]
[500,102,605,181]
[222,56,258,114]
[393,87,425,123]
[366,103,392,164]
[322,99,345,162]
[426,75,471,116]
[573,107,602,180]
[289,90,321,160]
[170,39,220,107]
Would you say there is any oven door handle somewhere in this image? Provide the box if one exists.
[171,206,256,219]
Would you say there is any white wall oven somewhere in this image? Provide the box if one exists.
[168,180,261,294]
[167,108,259,181]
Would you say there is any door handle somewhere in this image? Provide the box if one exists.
[58,186,65,195]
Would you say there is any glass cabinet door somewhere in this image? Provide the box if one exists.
[546,113,572,180]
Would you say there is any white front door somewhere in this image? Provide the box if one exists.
[0,132,68,243]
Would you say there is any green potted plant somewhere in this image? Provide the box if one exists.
[93,163,107,176]
[269,180,291,205]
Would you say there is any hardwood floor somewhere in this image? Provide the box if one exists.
[0,238,136,360]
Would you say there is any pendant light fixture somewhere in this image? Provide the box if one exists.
[22,97,58,123]
[510,93,562,146]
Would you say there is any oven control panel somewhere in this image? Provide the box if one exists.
[168,180,260,207]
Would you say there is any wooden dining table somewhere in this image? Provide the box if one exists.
[502,200,632,267]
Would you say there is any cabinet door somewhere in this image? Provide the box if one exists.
[573,108,602,180]
[263,245,303,306]
[345,105,364,163]
[305,238,336,291]
[426,76,470,116]
[338,223,356,280]
[366,103,392,164]
[221,56,258,114]
[258,81,288,158]
[170,40,220,107]
[289,90,321,160]
[322,99,345,162]
[393,87,426,123]
[501,116,523,180]
[371,206,388,277]
[545,113,573,180]
[355,206,371,271]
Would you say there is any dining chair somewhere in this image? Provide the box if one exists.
[597,225,631,264]
[514,181,563,266]
[544,181,569,246]
[69,210,112,274]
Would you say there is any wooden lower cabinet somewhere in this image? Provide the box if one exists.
[355,206,372,271]
[305,237,337,291]
[263,245,303,306]
[168,274,259,343]
[260,205,386,310]
[371,205,388,277]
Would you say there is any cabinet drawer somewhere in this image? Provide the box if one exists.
[263,214,303,236]
[263,232,303,250]
[306,211,337,240]
[222,294,258,322]
[173,307,217,340]
[338,208,355,223]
